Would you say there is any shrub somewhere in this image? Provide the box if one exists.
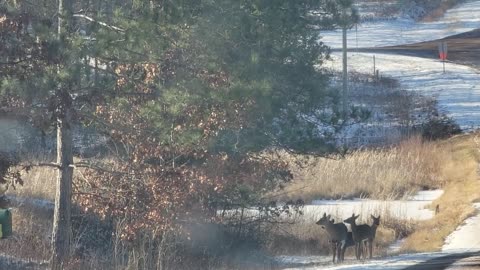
[421,115,462,140]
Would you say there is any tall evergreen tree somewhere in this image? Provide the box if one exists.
[0,0,365,267]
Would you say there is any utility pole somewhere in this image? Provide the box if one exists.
[342,7,348,118]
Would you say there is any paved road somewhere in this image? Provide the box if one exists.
[401,252,480,270]
[344,28,480,69]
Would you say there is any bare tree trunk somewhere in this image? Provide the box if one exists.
[51,104,74,270]
[51,0,74,268]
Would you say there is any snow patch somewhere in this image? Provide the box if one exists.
[276,255,331,265]
[304,190,443,222]
[442,203,480,252]
[284,252,449,270]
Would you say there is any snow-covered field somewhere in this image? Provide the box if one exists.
[303,190,443,222]
[238,191,441,224]
[322,0,480,130]
[327,52,480,129]
[321,0,480,48]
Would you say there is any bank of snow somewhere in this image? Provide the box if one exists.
[442,203,480,252]
[321,0,480,48]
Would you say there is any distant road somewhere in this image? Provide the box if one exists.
[341,28,480,69]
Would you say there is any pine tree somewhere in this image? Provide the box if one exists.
[1,0,365,267]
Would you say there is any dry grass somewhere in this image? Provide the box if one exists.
[6,155,88,201]
[277,136,448,202]
[401,134,480,252]
[0,199,52,262]
[273,133,480,256]
[8,166,57,202]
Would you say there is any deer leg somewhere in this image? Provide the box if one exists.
[331,241,336,263]
[363,241,367,260]
[340,241,347,262]
[337,242,342,263]
[354,243,357,260]
[338,240,345,262]
[332,243,338,263]
[369,240,373,259]
[358,241,365,260]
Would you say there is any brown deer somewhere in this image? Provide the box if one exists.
[344,214,372,260]
[325,218,355,261]
[316,213,348,263]
[363,215,380,259]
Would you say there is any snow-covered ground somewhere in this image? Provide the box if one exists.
[321,0,480,48]
[303,190,444,222]
[284,251,471,270]
[443,203,480,251]
[327,52,480,129]
[322,0,480,130]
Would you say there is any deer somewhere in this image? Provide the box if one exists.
[323,218,355,261]
[343,214,372,260]
[316,213,348,263]
[362,215,381,259]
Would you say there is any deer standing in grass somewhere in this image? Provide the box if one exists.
[316,213,348,263]
[324,218,355,262]
[344,214,373,260]
[363,215,380,259]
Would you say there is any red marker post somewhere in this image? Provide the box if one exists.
[438,42,448,73]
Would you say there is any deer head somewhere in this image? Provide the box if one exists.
[371,215,380,226]
[344,213,360,225]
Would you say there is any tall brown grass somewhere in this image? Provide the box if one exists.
[401,134,480,252]
[6,155,87,201]
[276,136,448,202]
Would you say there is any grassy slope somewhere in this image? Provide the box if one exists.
[277,136,449,202]
[272,133,480,257]
[402,134,480,252]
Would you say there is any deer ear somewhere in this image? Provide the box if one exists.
[355,214,360,219]
[327,214,331,219]
[371,214,375,219]
[323,213,327,217]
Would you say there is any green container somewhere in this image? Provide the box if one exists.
[0,209,12,237]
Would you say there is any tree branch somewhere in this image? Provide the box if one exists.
[21,162,61,169]
[73,14,125,33]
